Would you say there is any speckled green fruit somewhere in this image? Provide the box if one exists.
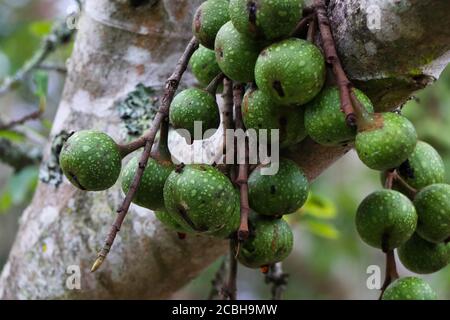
[121,155,174,211]
[189,45,222,87]
[229,0,303,40]
[398,141,445,190]
[242,89,306,148]
[382,277,437,300]
[414,184,450,243]
[248,158,309,216]
[355,190,417,250]
[215,21,264,83]
[238,214,293,268]
[169,88,220,140]
[192,0,230,49]
[163,164,240,236]
[59,130,122,191]
[398,233,450,274]
[155,211,191,233]
[255,38,325,106]
[305,86,374,146]
[355,112,417,171]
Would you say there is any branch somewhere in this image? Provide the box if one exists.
[223,240,238,300]
[0,21,73,97]
[315,0,356,126]
[233,84,250,242]
[0,110,43,131]
[91,36,199,272]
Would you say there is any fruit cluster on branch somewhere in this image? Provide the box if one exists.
[57,0,450,300]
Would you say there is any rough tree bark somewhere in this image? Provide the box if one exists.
[0,0,449,299]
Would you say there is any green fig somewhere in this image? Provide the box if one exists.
[248,158,309,216]
[169,88,220,140]
[121,155,174,211]
[155,210,192,234]
[355,190,417,250]
[398,233,449,274]
[192,0,230,49]
[163,164,239,237]
[189,45,222,87]
[255,38,325,106]
[242,88,307,148]
[59,130,122,191]
[398,141,445,189]
[305,86,374,146]
[414,183,450,243]
[381,277,437,300]
[355,112,417,171]
[215,21,264,83]
[229,0,303,40]
[238,213,293,268]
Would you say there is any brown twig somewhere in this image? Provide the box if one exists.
[233,84,250,242]
[91,37,199,273]
[223,240,238,300]
[265,263,289,300]
[0,110,43,130]
[394,173,418,199]
[214,77,234,170]
[384,169,396,189]
[314,0,356,127]
[379,250,399,299]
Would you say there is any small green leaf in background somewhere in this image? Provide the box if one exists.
[33,70,48,112]
[0,130,25,142]
[304,220,340,240]
[0,166,39,214]
[29,20,52,38]
[298,193,337,219]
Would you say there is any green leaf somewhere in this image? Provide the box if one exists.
[33,70,48,112]
[0,166,39,213]
[304,220,340,240]
[0,130,25,142]
[29,21,52,38]
[299,193,337,220]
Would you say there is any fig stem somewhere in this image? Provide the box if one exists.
[306,14,317,43]
[91,36,199,273]
[289,13,314,38]
[379,250,399,299]
[205,72,225,95]
[233,83,250,242]
[314,0,367,129]
[214,77,234,172]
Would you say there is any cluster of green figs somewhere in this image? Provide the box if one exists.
[58,0,449,299]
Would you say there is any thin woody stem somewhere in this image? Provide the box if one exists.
[290,13,314,38]
[224,240,238,300]
[233,83,250,242]
[206,72,225,95]
[379,250,399,299]
[314,0,357,127]
[91,37,199,273]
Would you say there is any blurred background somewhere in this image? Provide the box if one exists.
[0,0,449,300]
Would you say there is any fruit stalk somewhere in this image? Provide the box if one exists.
[379,250,399,299]
[205,72,225,95]
[214,77,234,170]
[233,83,250,242]
[289,13,314,38]
[306,15,317,43]
[91,36,199,273]
[314,0,356,127]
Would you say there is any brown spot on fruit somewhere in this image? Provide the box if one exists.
[194,8,202,33]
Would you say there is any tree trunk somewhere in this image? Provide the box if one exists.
[0,0,449,299]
